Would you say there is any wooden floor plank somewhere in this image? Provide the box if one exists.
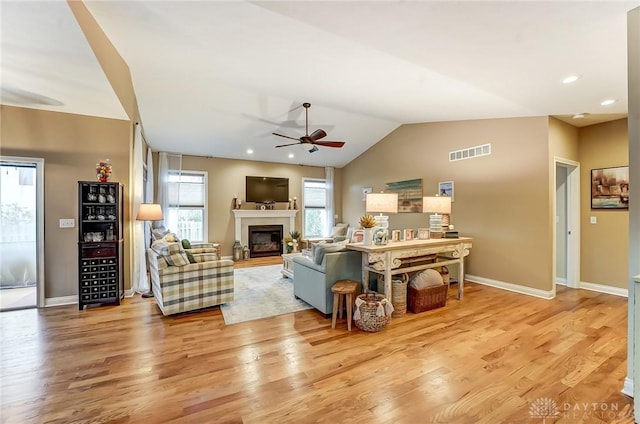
[0,280,633,423]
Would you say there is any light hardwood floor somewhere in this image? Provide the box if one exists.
[0,272,633,423]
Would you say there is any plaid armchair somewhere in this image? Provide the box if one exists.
[147,243,234,316]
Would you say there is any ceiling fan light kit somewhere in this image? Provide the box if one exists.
[272,103,345,153]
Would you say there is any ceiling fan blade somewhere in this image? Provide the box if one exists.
[272,132,301,142]
[309,128,327,141]
[313,140,345,148]
[275,142,301,148]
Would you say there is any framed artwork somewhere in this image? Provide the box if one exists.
[403,229,414,241]
[417,228,430,240]
[351,229,364,243]
[391,230,401,242]
[591,166,629,209]
[362,187,372,201]
[438,181,454,202]
[385,178,423,213]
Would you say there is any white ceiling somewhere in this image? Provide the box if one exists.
[1,1,636,168]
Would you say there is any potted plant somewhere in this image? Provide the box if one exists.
[359,214,377,245]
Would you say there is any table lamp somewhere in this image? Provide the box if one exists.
[365,192,398,229]
[422,195,451,236]
[136,203,163,298]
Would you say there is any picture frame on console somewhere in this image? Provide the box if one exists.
[403,229,414,241]
[391,230,401,242]
[351,229,364,243]
[417,228,430,240]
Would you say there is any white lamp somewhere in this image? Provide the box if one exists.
[136,204,163,298]
[365,192,398,229]
[422,195,451,236]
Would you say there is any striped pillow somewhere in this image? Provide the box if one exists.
[151,240,190,267]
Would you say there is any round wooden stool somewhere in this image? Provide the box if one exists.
[331,280,359,331]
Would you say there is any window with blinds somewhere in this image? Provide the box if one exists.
[166,171,207,243]
[303,179,327,238]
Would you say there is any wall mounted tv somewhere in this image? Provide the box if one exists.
[245,176,289,203]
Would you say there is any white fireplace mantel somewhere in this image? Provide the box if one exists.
[232,209,298,249]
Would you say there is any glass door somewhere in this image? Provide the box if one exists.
[0,158,41,311]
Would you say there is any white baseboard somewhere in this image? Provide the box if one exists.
[555,277,567,286]
[466,274,555,299]
[622,376,634,397]
[580,281,628,297]
[221,255,233,260]
[124,289,136,298]
[45,295,77,307]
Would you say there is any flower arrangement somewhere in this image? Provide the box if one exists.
[96,159,112,182]
[284,230,301,253]
[359,214,377,229]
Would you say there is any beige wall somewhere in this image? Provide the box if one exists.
[342,116,554,291]
[163,155,338,258]
[1,106,131,298]
[579,118,629,288]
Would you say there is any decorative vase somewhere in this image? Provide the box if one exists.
[363,228,374,245]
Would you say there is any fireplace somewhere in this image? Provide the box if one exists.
[248,225,283,258]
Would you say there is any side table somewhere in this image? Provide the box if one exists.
[281,253,302,279]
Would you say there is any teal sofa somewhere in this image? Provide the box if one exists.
[292,249,362,315]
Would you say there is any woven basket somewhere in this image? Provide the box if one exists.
[391,279,407,318]
[408,284,448,313]
[354,293,391,332]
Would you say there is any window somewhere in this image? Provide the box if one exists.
[166,171,207,243]
[302,178,327,238]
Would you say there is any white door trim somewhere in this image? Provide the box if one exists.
[554,157,580,290]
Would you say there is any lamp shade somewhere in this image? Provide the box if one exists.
[136,203,163,221]
[366,193,398,214]
[422,196,451,215]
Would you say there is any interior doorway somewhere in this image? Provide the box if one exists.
[0,156,45,311]
[554,158,580,292]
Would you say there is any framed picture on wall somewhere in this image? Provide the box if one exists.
[591,166,629,209]
[438,181,454,202]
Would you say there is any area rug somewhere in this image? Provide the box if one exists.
[221,264,312,325]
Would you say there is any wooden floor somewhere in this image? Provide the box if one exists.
[0,274,633,423]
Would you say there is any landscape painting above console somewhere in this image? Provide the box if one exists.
[385,179,423,213]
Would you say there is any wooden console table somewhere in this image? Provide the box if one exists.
[347,237,472,305]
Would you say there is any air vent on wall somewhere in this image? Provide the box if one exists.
[449,143,491,162]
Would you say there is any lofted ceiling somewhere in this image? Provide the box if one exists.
[1,1,636,168]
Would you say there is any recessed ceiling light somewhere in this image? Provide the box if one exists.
[572,113,588,119]
[288,153,294,159]
[562,75,581,84]
[600,99,617,106]
[246,149,254,154]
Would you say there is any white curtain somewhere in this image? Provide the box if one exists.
[157,152,170,229]
[144,147,155,248]
[132,124,148,293]
[325,166,335,236]
[157,152,182,233]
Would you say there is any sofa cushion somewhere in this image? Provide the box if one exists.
[313,240,348,265]
[151,240,190,267]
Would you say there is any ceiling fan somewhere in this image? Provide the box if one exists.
[272,103,345,153]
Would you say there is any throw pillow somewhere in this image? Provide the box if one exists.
[151,240,190,267]
[330,224,349,237]
[185,251,196,264]
[151,226,170,241]
[410,269,443,290]
[181,239,192,249]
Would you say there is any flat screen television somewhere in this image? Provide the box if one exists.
[245,176,289,203]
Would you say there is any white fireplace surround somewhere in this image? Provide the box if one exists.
[232,210,298,252]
